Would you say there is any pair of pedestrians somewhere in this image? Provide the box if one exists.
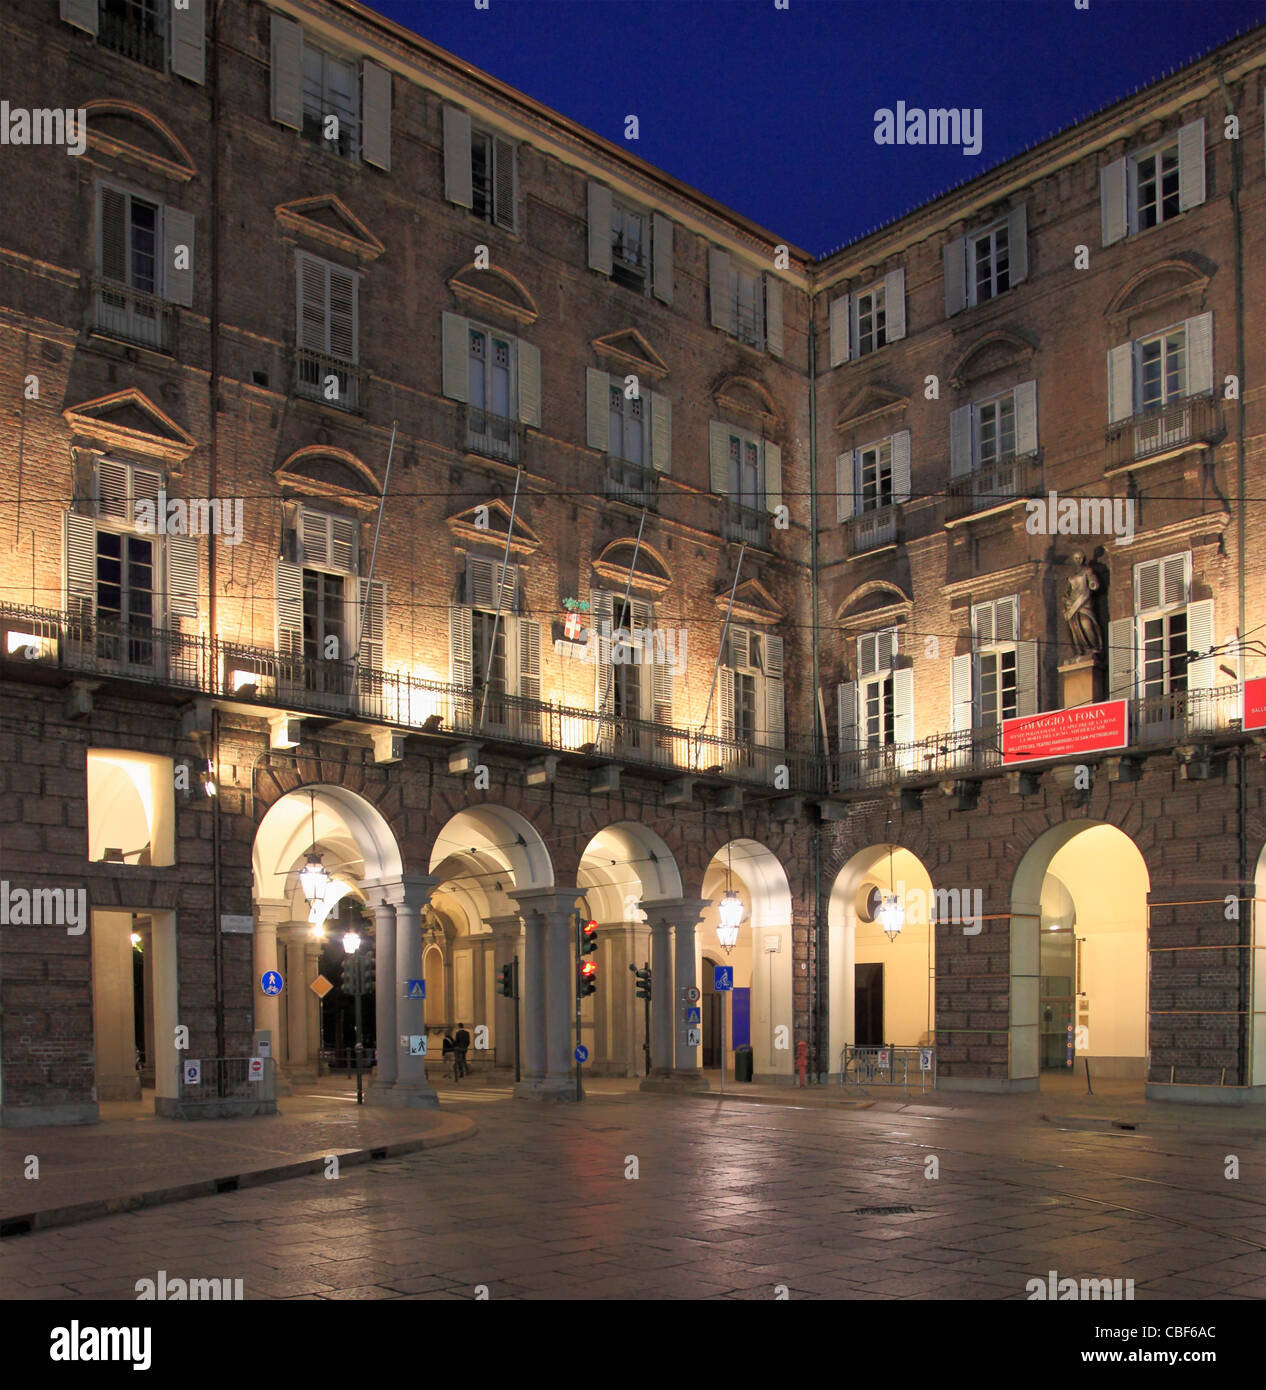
[441,1023,471,1082]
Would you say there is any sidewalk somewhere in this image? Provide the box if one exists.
[0,1081,474,1238]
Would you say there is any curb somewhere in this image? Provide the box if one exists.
[0,1113,476,1240]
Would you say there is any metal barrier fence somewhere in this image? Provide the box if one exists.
[839,1045,936,1092]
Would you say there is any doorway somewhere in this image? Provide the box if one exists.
[701,955,722,1068]
[855,962,884,1046]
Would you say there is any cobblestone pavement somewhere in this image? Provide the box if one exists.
[3,1083,1266,1301]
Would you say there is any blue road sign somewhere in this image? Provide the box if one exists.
[574,1044,589,1063]
[261,970,283,995]
[685,1006,702,1024]
[406,978,426,999]
[714,965,733,992]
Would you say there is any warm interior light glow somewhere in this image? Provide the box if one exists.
[129,931,142,948]
[300,852,328,906]
[717,890,744,950]
[878,892,905,941]
[342,930,361,954]
[6,632,47,658]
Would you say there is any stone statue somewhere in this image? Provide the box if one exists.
[1063,551,1102,658]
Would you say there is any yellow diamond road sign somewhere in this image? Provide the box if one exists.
[310,974,334,999]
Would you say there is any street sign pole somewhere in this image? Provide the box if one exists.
[513,956,521,1083]
[721,987,726,1094]
[644,962,651,1076]
[573,911,582,1103]
[353,986,364,1105]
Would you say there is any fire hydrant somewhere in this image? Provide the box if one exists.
[795,1040,808,1088]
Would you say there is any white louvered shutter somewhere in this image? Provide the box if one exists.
[837,682,858,755]
[443,106,473,207]
[517,617,541,704]
[65,512,97,623]
[587,182,613,275]
[297,252,327,352]
[652,633,673,727]
[1014,380,1038,456]
[467,556,516,611]
[829,294,850,365]
[586,369,610,451]
[270,12,303,130]
[892,430,912,505]
[709,421,730,494]
[329,516,357,572]
[275,559,303,657]
[765,275,784,358]
[449,606,473,688]
[60,0,98,34]
[884,268,906,341]
[1107,617,1135,699]
[763,441,782,516]
[1107,342,1134,423]
[943,236,967,316]
[719,665,735,742]
[650,391,671,473]
[1015,638,1038,718]
[836,451,855,523]
[165,535,199,622]
[361,60,392,171]
[1008,204,1028,285]
[170,0,206,83]
[442,312,469,402]
[517,341,541,427]
[1178,117,1206,211]
[357,578,385,672]
[99,186,127,283]
[1101,157,1128,246]
[95,460,131,520]
[493,137,516,230]
[709,248,733,333]
[652,213,673,304]
[1186,312,1213,397]
[1163,552,1190,605]
[858,632,878,679]
[1185,600,1215,690]
[893,666,914,747]
[950,653,974,732]
[591,590,614,715]
[763,672,785,748]
[950,404,973,478]
[328,264,357,364]
[164,207,195,308]
[728,626,750,672]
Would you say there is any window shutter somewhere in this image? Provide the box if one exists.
[1162,552,1190,606]
[764,633,784,679]
[587,182,613,275]
[1107,342,1134,423]
[296,252,328,352]
[971,600,994,646]
[361,60,392,171]
[329,516,357,573]
[763,441,782,515]
[586,368,610,451]
[652,633,673,726]
[60,0,98,34]
[765,275,784,358]
[1100,157,1128,246]
[1186,312,1213,397]
[270,12,303,130]
[950,653,974,732]
[492,138,517,230]
[1134,559,1161,613]
[728,626,750,671]
[299,509,328,567]
[64,512,97,622]
[836,451,855,523]
[829,294,851,365]
[517,340,541,427]
[709,421,730,494]
[1008,204,1028,285]
[837,682,858,754]
[165,534,199,622]
[449,606,474,688]
[651,213,673,304]
[357,577,385,671]
[762,675,785,749]
[884,268,906,341]
[1015,639,1038,718]
[467,556,516,611]
[170,0,206,83]
[719,665,735,741]
[1014,380,1038,456]
[276,559,303,656]
[441,312,469,402]
[858,633,877,678]
[893,666,914,746]
[131,466,162,515]
[709,248,734,332]
[1185,599,1215,689]
[327,265,357,363]
[1178,117,1206,211]
[943,236,967,317]
[517,617,541,702]
[163,206,195,308]
[650,391,671,474]
[99,186,127,283]
[880,628,898,671]
[1107,617,1135,699]
[591,590,614,716]
[995,595,1018,644]
[950,404,973,478]
[95,460,131,520]
[443,106,473,207]
[891,430,912,505]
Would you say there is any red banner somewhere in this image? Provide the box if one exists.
[1002,700,1128,765]
[1244,678,1266,732]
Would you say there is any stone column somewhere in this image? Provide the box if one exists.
[368,876,440,1108]
[606,920,650,1077]
[488,914,523,1075]
[253,900,290,1092]
[641,899,710,1092]
[509,889,580,1100]
[281,928,317,1083]
[363,887,398,1088]
[305,940,322,1068]
[139,922,156,1089]
[645,915,674,1082]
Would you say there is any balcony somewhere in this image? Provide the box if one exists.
[93,277,173,352]
[845,505,899,555]
[99,2,166,70]
[465,408,522,465]
[1106,394,1223,471]
[723,501,769,549]
[603,456,658,509]
[294,349,365,413]
[946,452,1042,522]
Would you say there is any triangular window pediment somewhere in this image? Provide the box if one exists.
[63,389,196,463]
[446,498,541,556]
[714,577,784,624]
[274,196,384,262]
[592,328,668,381]
[835,383,908,431]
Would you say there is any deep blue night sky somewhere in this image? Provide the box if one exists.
[367,0,1266,256]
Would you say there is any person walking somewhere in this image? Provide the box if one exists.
[441,1028,456,1082]
[454,1021,471,1081]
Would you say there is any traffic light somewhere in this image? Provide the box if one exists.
[361,948,376,994]
[632,964,652,1001]
[582,919,598,954]
[578,958,597,998]
[499,962,515,998]
[341,955,362,996]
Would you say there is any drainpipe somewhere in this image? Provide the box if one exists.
[808,288,826,1081]
[210,0,225,1062]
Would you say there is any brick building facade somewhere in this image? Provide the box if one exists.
[0,0,1263,1124]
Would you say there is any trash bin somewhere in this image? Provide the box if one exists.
[735,1046,754,1083]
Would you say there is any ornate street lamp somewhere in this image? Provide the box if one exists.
[878,844,905,942]
[342,928,361,955]
[717,844,744,954]
[299,791,329,910]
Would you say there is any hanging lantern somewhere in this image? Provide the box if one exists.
[717,889,744,952]
[878,892,905,942]
[300,852,329,908]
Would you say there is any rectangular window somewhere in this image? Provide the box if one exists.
[469,326,514,455]
[609,385,644,466]
[858,440,893,513]
[862,674,894,747]
[854,285,887,357]
[611,204,647,293]
[1133,143,1180,231]
[472,609,508,722]
[301,569,347,696]
[471,129,515,230]
[971,222,1010,304]
[975,393,1017,467]
[731,266,765,348]
[610,598,642,722]
[99,0,165,70]
[977,649,1017,726]
[734,671,757,742]
[95,529,155,667]
[96,185,166,347]
[301,42,359,158]
[1141,611,1188,698]
[728,435,762,510]
[1138,328,1186,411]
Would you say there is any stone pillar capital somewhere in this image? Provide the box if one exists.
[362,875,438,912]
[645,897,709,931]
[254,899,291,930]
[507,887,583,925]
[487,913,524,941]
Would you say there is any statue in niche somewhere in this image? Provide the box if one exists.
[1063,550,1103,659]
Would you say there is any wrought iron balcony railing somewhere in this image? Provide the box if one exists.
[93,277,173,351]
[946,452,1043,522]
[294,349,365,413]
[603,456,658,509]
[1106,394,1223,470]
[723,501,769,548]
[99,3,166,70]
[845,504,900,554]
[465,408,522,464]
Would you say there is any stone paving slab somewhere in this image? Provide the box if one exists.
[0,1086,474,1236]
